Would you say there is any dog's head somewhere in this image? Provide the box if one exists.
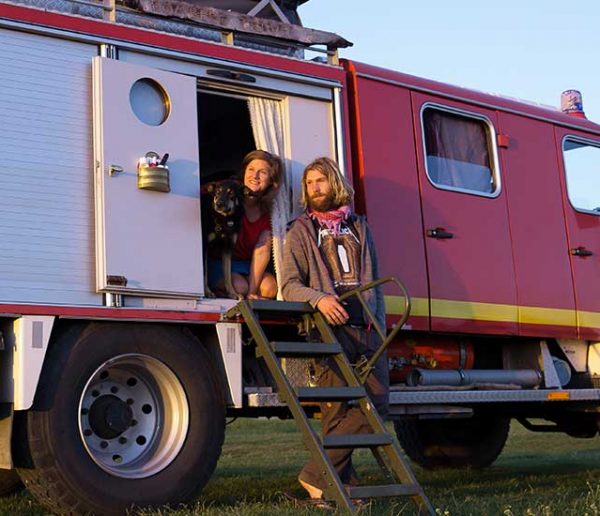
[205,179,244,218]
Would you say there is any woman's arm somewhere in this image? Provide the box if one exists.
[247,229,272,297]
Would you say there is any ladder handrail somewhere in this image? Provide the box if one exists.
[337,275,411,384]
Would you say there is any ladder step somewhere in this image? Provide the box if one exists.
[323,433,393,448]
[272,341,342,356]
[347,484,422,499]
[247,299,313,313]
[296,386,367,401]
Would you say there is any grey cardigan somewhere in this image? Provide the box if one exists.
[281,212,385,329]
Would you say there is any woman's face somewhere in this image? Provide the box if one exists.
[244,159,272,194]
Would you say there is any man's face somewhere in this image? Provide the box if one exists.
[305,169,334,212]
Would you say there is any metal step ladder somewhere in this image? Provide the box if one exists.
[225,286,433,514]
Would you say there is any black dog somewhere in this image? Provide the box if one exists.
[201,179,245,299]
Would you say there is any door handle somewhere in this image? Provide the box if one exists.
[570,247,593,257]
[108,164,124,176]
[427,227,454,239]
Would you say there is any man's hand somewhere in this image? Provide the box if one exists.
[316,295,349,325]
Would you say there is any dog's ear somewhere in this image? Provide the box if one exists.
[201,182,215,195]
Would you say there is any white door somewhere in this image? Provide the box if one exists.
[93,57,203,297]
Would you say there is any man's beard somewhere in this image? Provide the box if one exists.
[307,192,335,212]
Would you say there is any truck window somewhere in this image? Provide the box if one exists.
[422,106,498,196]
[563,138,600,215]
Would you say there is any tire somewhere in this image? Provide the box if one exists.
[394,414,510,469]
[17,323,225,515]
[0,470,23,496]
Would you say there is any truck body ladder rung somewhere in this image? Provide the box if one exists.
[296,386,366,401]
[322,433,393,448]
[347,483,423,499]
[271,341,341,356]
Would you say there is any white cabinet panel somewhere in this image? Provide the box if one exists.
[0,28,99,305]
[93,57,203,297]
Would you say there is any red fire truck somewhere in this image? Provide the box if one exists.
[0,0,599,513]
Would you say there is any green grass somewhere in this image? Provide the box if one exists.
[5,418,600,515]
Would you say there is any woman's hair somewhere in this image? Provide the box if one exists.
[240,149,283,213]
[300,157,354,210]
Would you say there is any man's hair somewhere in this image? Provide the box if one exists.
[240,149,283,212]
[300,157,354,210]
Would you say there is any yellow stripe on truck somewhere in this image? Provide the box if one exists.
[520,305,575,327]
[385,296,581,328]
[431,298,517,322]
[384,296,428,318]
[578,310,600,330]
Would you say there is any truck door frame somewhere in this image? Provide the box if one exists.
[555,128,600,339]
[412,95,518,335]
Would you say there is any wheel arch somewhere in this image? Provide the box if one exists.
[15,320,227,514]
[12,319,234,467]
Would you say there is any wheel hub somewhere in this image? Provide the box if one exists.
[78,354,190,479]
[88,395,133,439]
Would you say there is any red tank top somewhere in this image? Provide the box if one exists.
[233,212,271,260]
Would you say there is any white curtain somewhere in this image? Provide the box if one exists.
[247,97,289,299]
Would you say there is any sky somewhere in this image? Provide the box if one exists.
[299,0,600,121]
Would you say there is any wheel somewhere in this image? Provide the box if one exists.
[17,323,225,515]
[394,414,510,469]
[0,470,23,496]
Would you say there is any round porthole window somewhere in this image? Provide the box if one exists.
[129,78,170,126]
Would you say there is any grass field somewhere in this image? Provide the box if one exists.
[4,417,600,515]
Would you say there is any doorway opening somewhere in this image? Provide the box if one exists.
[196,87,289,300]
[197,91,255,182]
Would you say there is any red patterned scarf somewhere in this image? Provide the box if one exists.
[307,205,351,236]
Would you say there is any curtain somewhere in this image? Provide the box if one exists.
[247,97,289,299]
[424,110,493,193]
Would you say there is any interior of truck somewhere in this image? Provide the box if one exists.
[197,90,256,181]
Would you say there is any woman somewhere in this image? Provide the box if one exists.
[209,150,281,299]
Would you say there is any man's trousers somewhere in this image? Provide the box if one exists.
[298,325,389,490]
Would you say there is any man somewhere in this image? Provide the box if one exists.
[281,157,388,501]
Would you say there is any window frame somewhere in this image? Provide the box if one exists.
[419,102,502,198]
[561,135,600,217]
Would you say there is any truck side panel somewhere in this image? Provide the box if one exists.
[346,67,429,330]
[498,113,577,338]
[0,28,100,306]
[347,61,589,339]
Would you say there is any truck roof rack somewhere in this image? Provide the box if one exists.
[9,0,352,63]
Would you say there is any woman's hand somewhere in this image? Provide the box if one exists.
[316,295,349,325]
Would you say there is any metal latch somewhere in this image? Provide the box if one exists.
[108,164,124,176]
